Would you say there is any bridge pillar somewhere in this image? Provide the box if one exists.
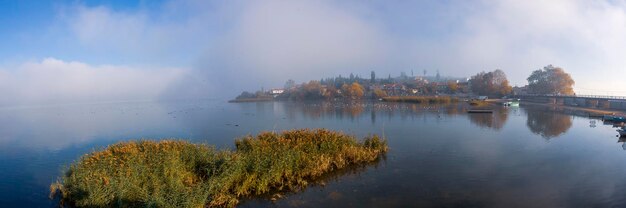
[556,98,565,105]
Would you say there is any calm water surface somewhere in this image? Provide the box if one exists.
[1,100,626,207]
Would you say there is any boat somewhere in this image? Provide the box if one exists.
[618,127,626,137]
[604,115,626,123]
[588,113,606,118]
[503,99,520,107]
[468,109,493,113]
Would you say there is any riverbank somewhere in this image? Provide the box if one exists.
[50,129,387,207]
[228,97,274,103]
[488,99,626,117]
[382,96,458,104]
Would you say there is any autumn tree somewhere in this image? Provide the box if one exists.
[469,69,512,97]
[341,82,364,99]
[527,65,575,95]
[292,80,324,100]
[373,89,387,98]
[341,84,350,98]
[323,85,338,99]
[447,81,459,94]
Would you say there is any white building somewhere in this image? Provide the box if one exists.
[270,89,285,95]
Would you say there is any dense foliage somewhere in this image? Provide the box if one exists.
[284,81,365,100]
[50,129,388,207]
[234,91,273,101]
[527,65,575,95]
[468,69,512,97]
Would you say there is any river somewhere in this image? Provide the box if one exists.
[1,100,625,207]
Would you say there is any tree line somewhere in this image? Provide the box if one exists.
[468,65,574,97]
[235,64,576,100]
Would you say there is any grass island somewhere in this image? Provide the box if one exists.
[50,129,388,207]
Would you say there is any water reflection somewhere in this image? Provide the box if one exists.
[277,101,469,122]
[241,156,386,207]
[0,100,239,152]
[4,100,626,207]
[467,108,509,130]
[278,101,517,131]
[526,109,573,140]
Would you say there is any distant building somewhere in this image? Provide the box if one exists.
[269,89,285,97]
[382,84,407,96]
[414,76,429,85]
[436,82,448,93]
[369,84,383,91]
[457,79,470,94]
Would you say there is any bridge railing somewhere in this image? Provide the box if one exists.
[516,94,626,100]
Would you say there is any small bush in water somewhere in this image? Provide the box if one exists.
[50,129,388,207]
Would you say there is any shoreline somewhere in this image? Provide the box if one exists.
[228,97,626,117]
[486,99,626,117]
[228,98,275,103]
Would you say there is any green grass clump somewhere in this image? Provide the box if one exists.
[382,96,458,103]
[50,129,388,207]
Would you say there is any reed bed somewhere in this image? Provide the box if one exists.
[50,129,387,207]
[382,96,458,104]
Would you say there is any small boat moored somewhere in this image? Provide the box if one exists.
[468,109,493,113]
[618,127,626,137]
[503,99,520,107]
[605,115,626,123]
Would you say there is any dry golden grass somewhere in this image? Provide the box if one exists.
[50,129,387,207]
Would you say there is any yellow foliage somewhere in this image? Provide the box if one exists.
[51,129,388,207]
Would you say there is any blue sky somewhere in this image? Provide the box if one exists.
[1,0,626,105]
[0,1,171,65]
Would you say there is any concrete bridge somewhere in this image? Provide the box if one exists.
[514,94,626,110]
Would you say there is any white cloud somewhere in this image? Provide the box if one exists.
[61,0,392,91]
[211,0,390,84]
[53,0,626,96]
[0,58,187,106]
[449,0,626,94]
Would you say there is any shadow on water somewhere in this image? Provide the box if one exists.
[467,108,509,130]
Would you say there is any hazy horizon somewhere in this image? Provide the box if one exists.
[2,0,626,106]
